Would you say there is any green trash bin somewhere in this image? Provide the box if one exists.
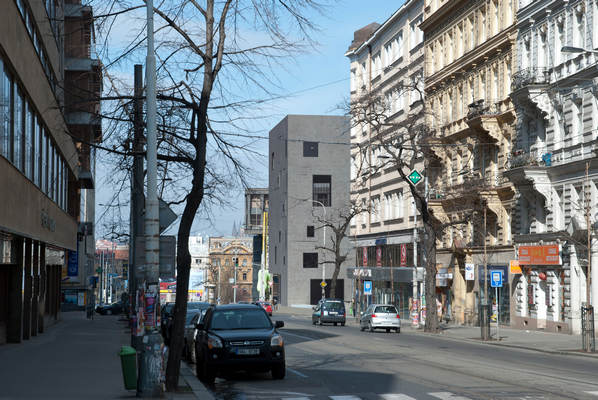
[118,345,137,390]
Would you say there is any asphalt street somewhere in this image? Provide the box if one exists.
[203,312,598,400]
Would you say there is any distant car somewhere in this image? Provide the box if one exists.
[312,299,346,326]
[359,304,401,333]
[183,311,202,362]
[160,302,176,344]
[194,304,285,384]
[95,302,123,315]
[255,301,273,316]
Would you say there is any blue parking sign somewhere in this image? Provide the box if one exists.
[364,280,372,295]
[490,270,503,288]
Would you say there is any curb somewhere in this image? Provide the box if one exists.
[180,362,215,399]
[407,330,598,359]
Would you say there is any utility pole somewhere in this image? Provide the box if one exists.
[130,64,144,347]
[233,255,238,303]
[481,204,490,341]
[413,198,418,326]
[137,0,162,395]
[585,161,591,307]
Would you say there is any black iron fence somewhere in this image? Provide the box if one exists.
[581,304,595,352]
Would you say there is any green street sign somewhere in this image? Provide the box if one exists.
[96,267,102,274]
[408,170,423,185]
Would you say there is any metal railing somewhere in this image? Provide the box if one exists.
[467,99,503,119]
[511,67,550,91]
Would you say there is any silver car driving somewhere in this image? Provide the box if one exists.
[359,304,401,333]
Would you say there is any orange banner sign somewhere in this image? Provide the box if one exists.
[510,260,522,274]
[518,245,560,265]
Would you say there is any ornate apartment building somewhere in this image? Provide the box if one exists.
[421,0,517,324]
[208,237,253,304]
[346,0,425,312]
[508,0,598,334]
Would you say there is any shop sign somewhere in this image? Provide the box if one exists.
[465,263,475,280]
[67,250,78,277]
[400,244,407,267]
[518,245,560,265]
[376,246,382,267]
[353,268,372,277]
[362,247,368,266]
[510,260,522,274]
[363,280,372,295]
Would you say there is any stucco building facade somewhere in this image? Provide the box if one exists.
[508,0,598,334]
[208,237,253,304]
[421,0,518,324]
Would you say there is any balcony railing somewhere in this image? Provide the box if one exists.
[511,67,549,91]
[466,99,503,119]
[506,149,552,169]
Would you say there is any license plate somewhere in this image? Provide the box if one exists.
[329,312,337,315]
[236,348,260,355]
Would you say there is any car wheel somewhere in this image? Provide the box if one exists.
[359,323,365,332]
[312,318,316,325]
[318,318,323,326]
[271,363,286,380]
[200,354,215,384]
[386,328,391,333]
[107,309,112,315]
[396,328,401,333]
[334,322,337,326]
[341,322,345,326]
[368,322,374,332]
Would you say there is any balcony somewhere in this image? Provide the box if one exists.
[511,67,549,91]
[503,149,553,211]
[465,99,512,142]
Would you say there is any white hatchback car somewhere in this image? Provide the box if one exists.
[359,304,401,333]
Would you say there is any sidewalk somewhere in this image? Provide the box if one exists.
[277,305,598,358]
[0,311,213,399]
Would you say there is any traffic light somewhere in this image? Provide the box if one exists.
[233,257,239,267]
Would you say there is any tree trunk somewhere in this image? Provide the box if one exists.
[423,222,439,333]
[330,261,341,299]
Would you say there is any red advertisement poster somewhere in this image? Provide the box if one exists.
[400,243,407,267]
[362,247,368,266]
[376,247,382,267]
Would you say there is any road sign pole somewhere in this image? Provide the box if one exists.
[496,286,499,340]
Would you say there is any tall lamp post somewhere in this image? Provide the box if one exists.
[312,200,327,300]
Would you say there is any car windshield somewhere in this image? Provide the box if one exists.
[323,301,344,311]
[374,306,397,314]
[185,312,198,325]
[210,309,272,330]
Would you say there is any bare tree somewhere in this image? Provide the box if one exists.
[348,76,446,333]
[313,200,368,299]
[90,0,334,389]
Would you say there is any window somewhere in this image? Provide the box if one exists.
[303,141,318,157]
[242,273,247,281]
[350,69,356,91]
[538,32,546,68]
[278,230,281,242]
[554,22,563,66]
[371,196,380,223]
[410,18,423,50]
[41,129,47,193]
[25,101,33,180]
[373,52,381,77]
[14,88,23,172]
[307,225,315,237]
[242,259,247,266]
[0,62,11,160]
[303,252,318,268]
[573,12,584,48]
[33,115,40,186]
[312,175,331,206]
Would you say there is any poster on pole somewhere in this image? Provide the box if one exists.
[362,247,368,266]
[376,247,382,267]
[465,263,475,280]
[400,244,407,267]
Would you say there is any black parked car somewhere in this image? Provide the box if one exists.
[312,298,346,326]
[95,302,123,315]
[194,304,285,384]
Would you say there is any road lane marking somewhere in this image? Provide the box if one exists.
[329,396,361,400]
[429,392,472,400]
[283,398,310,400]
[381,394,417,400]
[287,367,309,378]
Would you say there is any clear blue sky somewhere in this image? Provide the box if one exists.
[195,1,403,237]
[96,1,403,239]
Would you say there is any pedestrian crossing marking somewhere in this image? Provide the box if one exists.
[585,392,598,396]
[380,394,417,400]
[429,392,472,400]
[329,396,362,400]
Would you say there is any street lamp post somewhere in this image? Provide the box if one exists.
[312,200,327,300]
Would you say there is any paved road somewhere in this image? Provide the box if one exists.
[203,312,598,400]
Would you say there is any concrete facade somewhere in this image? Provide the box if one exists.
[0,0,101,344]
[509,0,598,334]
[269,115,351,306]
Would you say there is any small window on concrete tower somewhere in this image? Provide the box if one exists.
[307,225,315,237]
[303,141,318,157]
